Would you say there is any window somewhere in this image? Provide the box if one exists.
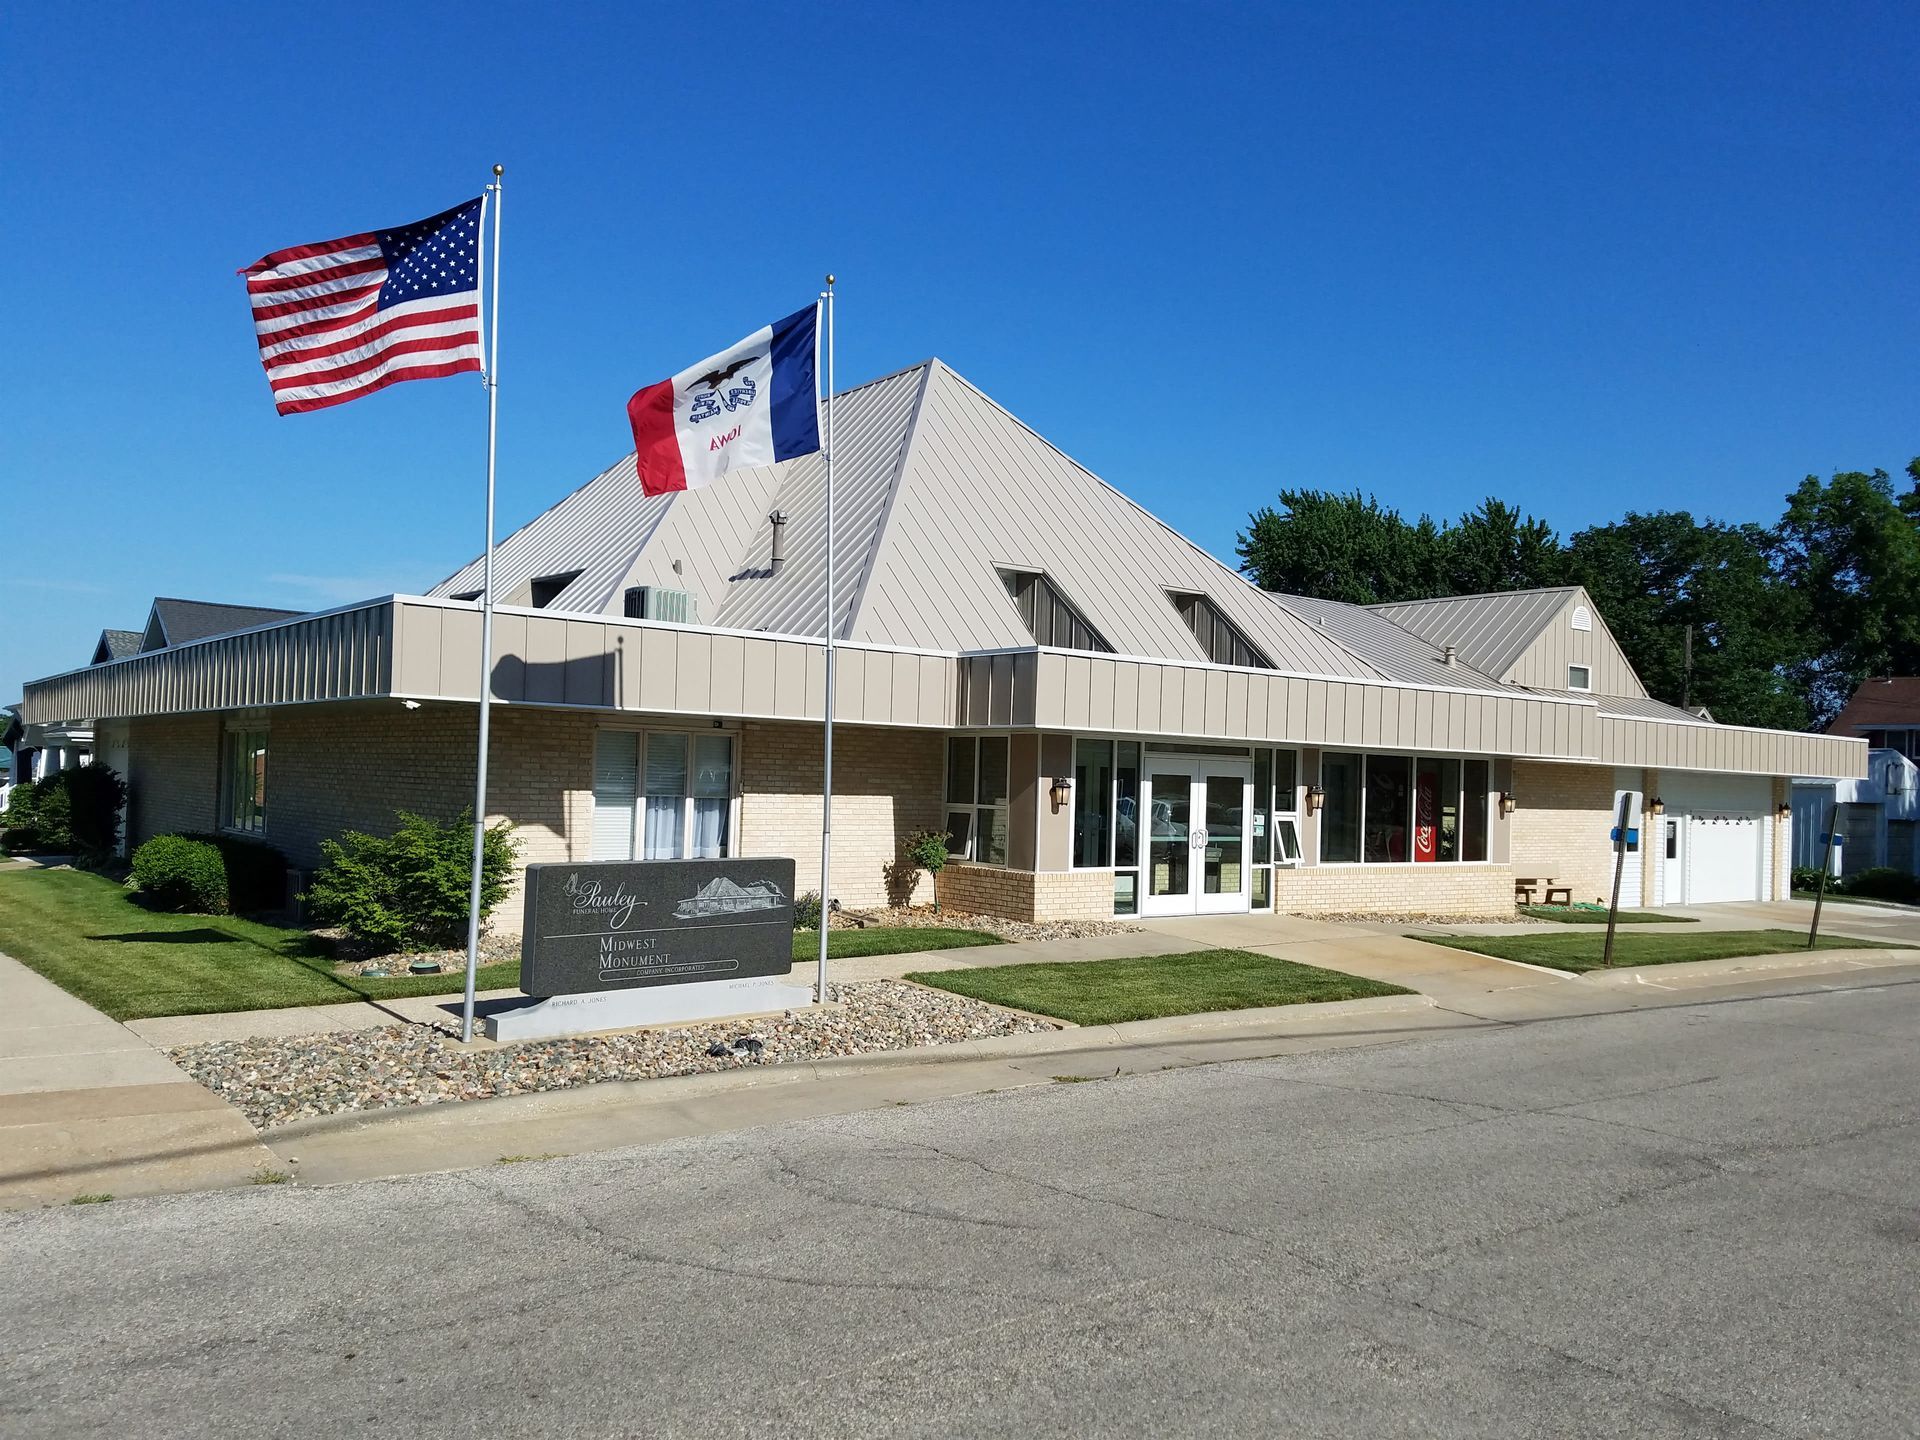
[529,570,583,608]
[946,736,1009,865]
[1001,569,1112,653]
[591,729,734,861]
[1321,752,1493,864]
[1167,591,1273,669]
[221,725,269,834]
[1073,738,1113,866]
[1567,665,1592,691]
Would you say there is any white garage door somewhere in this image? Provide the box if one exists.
[1662,774,1772,905]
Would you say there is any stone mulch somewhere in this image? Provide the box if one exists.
[167,980,1060,1131]
[830,906,1139,942]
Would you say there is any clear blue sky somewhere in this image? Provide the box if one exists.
[4,1,1914,702]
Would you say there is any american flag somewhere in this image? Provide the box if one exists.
[240,197,485,415]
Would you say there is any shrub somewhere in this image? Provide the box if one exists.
[131,835,229,913]
[1841,867,1920,904]
[794,890,823,930]
[61,765,126,864]
[1,779,45,852]
[302,810,518,953]
[180,834,289,913]
[900,828,952,911]
[1791,865,1833,893]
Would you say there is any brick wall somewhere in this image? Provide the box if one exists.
[1272,863,1517,916]
[1510,761,1617,906]
[738,720,944,909]
[938,864,1114,922]
[127,715,221,845]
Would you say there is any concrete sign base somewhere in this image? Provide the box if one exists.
[482,975,816,1043]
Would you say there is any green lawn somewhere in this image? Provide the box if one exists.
[1791,890,1920,911]
[1520,905,1693,926]
[906,948,1410,1027]
[1413,927,1907,975]
[0,868,1001,1021]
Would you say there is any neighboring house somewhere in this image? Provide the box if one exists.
[19,359,1865,925]
[1792,678,1920,876]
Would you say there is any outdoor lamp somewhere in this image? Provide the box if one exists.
[1499,791,1518,817]
[1049,777,1071,811]
[1305,784,1325,815]
[1776,801,1792,820]
[1649,796,1665,815]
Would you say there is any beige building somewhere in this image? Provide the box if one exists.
[21,360,1864,926]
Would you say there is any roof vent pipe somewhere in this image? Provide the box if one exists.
[1442,644,1456,666]
[768,511,788,574]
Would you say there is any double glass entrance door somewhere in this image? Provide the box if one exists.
[1142,760,1251,915]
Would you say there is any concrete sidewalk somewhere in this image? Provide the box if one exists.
[0,954,278,1208]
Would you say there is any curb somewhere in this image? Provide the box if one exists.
[1574,946,1920,986]
[262,992,1437,1145]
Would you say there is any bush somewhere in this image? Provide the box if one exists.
[794,890,823,930]
[1,779,46,852]
[61,765,126,863]
[302,810,518,953]
[182,833,288,913]
[900,828,952,911]
[131,835,229,913]
[1791,865,1833,893]
[1841,867,1920,904]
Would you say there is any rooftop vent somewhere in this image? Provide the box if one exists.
[528,571,583,609]
[1442,644,1457,666]
[768,511,788,574]
[624,586,699,624]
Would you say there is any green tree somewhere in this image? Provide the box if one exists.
[1771,462,1920,725]
[1563,512,1811,729]
[1442,499,1563,595]
[1235,490,1446,603]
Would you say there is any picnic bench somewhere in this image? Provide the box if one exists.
[1515,877,1573,907]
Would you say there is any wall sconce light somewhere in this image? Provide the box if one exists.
[1499,791,1518,818]
[1049,777,1071,812]
[1649,796,1665,816]
[1776,801,1792,821]
[1305,784,1325,815]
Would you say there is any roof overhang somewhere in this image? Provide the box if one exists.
[18,595,1867,778]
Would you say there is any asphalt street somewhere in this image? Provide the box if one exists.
[2,973,1915,1439]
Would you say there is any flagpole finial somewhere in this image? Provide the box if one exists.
[825,273,835,287]
[493,164,504,177]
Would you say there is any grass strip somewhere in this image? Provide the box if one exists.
[1412,927,1906,974]
[0,868,999,1021]
[1520,906,1693,925]
[907,948,1409,1027]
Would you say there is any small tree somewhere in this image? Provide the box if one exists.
[901,829,951,912]
[304,810,519,953]
[61,765,127,865]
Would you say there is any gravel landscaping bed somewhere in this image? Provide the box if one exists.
[168,980,1059,1131]
[832,907,1138,942]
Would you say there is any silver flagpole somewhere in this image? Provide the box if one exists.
[815,277,836,1005]
[460,164,505,1045]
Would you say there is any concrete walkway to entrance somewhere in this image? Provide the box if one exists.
[0,953,279,1207]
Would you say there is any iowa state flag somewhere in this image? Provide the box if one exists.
[627,306,821,497]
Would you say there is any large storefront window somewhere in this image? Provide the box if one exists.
[1321,752,1363,863]
[946,736,1009,865]
[591,729,734,862]
[1320,752,1493,865]
[221,724,269,835]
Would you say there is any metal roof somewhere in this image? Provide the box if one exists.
[1595,694,1719,725]
[438,360,1383,677]
[1264,592,1515,693]
[1369,587,1578,680]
